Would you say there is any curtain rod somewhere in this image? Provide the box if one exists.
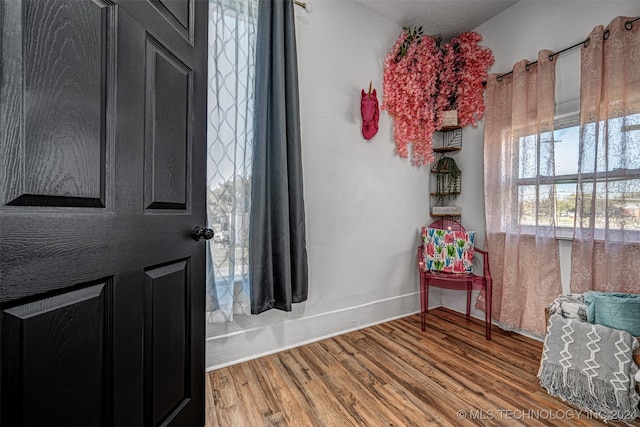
[293,0,313,13]
[496,16,640,82]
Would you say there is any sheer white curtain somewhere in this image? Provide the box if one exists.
[206,0,258,322]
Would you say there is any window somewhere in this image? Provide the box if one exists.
[516,112,640,233]
[206,0,258,321]
[207,0,257,282]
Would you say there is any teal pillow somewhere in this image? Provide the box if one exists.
[584,291,640,336]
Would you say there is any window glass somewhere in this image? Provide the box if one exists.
[515,112,640,232]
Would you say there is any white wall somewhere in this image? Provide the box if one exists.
[443,0,640,327]
[206,0,439,370]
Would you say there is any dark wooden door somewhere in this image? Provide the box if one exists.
[0,0,208,425]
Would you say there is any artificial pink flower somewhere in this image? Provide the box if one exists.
[382,29,441,166]
[440,32,494,127]
[383,29,493,166]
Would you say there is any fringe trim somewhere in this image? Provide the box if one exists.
[539,363,640,421]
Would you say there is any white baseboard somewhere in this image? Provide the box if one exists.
[204,289,541,372]
[205,290,434,371]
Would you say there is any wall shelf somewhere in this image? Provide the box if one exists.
[433,147,462,153]
[430,191,461,196]
[433,127,462,152]
[430,127,462,224]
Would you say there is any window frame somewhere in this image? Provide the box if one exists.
[513,111,640,240]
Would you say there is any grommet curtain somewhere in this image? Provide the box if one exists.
[249,0,308,314]
[482,51,562,335]
[570,16,640,294]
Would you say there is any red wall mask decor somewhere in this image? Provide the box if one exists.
[361,82,379,140]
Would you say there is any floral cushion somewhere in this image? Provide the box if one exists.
[422,227,475,273]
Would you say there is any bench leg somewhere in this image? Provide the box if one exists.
[485,279,492,340]
[466,281,472,317]
[420,274,427,331]
[422,277,431,332]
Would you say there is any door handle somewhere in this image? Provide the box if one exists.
[192,226,215,241]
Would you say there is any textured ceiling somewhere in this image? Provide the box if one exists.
[353,0,518,40]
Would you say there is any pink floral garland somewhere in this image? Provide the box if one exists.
[382,29,494,166]
[441,32,495,127]
[382,31,441,166]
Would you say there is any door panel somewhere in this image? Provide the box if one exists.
[144,261,190,425]
[144,36,191,211]
[1,0,114,208]
[2,282,109,426]
[148,0,194,42]
[0,0,207,425]
[156,0,190,31]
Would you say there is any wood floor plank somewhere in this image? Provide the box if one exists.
[206,308,640,427]
[344,359,431,426]
[224,363,267,426]
[209,366,254,426]
[255,357,318,426]
[332,358,412,426]
[376,381,456,427]
[205,373,219,427]
[309,365,381,426]
[241,360,285,424]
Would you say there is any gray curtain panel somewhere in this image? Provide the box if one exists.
[249,0,308,314]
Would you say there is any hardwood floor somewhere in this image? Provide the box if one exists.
[205,308,640,426]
